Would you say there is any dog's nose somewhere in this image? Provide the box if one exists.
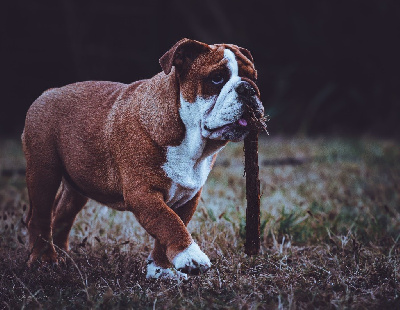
[236,81,256,97]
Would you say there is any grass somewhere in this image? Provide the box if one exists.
[0,135,399,309]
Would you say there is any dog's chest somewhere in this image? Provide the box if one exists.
[162,136,214,209]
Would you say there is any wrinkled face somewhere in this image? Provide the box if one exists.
[178,44,264,142]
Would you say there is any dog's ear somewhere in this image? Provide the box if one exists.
[159,38,210,75]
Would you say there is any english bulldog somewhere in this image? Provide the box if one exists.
[22,38,264,279]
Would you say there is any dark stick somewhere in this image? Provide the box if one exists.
[244,129,261,255]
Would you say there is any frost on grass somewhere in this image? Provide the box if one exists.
[0,136,400,309]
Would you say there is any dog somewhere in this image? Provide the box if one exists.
[22,38,264,279]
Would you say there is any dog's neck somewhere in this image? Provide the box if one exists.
[137,70,185,147]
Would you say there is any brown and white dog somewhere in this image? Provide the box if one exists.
[22,38,263,279]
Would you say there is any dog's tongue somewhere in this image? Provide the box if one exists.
[238,118,248,127]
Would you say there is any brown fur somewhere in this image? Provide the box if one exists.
[22,38,258,269]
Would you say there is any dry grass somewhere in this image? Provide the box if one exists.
[0,136,399,309]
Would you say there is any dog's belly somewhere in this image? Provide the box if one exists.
[63,168,124,206]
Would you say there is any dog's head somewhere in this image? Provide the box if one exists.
[160,38,264,142]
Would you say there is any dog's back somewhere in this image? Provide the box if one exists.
[22,81,132,202]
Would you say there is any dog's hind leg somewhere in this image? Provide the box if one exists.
[25,158,62,266]
[52,180,88,251]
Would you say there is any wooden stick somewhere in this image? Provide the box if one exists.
[244,129,261,255]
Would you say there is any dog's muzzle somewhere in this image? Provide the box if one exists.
[202,80,264,141]
[236,81,264,119]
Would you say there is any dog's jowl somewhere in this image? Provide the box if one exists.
[22,38,264,279]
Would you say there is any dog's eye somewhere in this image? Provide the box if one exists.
[211,74,225,85]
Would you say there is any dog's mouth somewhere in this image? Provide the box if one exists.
[204,117,248,132]
[203,116,250,141]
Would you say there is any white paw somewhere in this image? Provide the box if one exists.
[172,242,211,275]
[146,258,188,280]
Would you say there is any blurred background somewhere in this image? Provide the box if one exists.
[1,0,400,137]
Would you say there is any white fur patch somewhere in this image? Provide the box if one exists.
[172,242,211,273]
[146,258,188,280]
[225,48,239,76]
[163,95,223,209]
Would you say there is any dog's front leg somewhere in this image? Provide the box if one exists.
[147,190,211,278]
[125,188,211,278]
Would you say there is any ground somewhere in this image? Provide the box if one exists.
[0,135,399,309]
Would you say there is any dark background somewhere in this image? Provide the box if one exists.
[1,0,400,137]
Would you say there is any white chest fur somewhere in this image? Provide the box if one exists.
[163,149,213,209]
[163,95,222,209]
[162,116,214,208]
